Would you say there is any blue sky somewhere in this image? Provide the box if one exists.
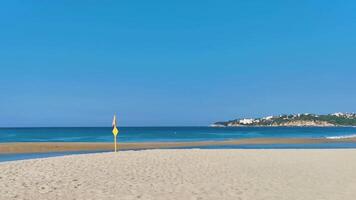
[1,1,356,127]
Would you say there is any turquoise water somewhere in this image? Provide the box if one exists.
[0,151,109,162]
[1,127,356,143]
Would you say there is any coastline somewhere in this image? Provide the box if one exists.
[2,137,356,154]
[210,125,356,128]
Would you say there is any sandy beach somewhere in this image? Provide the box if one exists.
[1,149,356,200]
[2,137,356,154]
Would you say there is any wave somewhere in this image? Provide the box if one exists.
[326,134,356,139]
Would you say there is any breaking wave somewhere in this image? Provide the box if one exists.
[326,134,356,139]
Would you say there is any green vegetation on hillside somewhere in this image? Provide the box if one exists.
[213,113,356,127]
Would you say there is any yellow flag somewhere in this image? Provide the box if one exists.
[113,127,119,136]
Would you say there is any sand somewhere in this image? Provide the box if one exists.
[1,150,356,200]
[2,137,356,154]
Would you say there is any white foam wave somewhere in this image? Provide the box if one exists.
[326,134,356,139]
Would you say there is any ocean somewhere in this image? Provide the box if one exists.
[1,126,356,143]
[1,127,356,162]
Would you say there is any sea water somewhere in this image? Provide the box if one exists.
[1,127,356,143]
[2,127,356,162]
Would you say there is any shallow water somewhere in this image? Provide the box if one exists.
[3,143,356,162]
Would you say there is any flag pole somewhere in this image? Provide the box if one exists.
[112,114,119,152]
[114,135,117,152]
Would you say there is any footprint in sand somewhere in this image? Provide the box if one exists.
[119,194,153,200]
[38,185,51,194]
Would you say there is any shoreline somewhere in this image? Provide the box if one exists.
[2,137,356,154]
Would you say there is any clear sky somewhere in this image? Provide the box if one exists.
[1,1,356,127]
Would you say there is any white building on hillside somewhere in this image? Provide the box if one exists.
[239,119,254,125]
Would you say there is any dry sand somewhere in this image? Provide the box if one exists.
[1,150,356,200]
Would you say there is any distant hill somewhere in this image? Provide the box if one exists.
[212,113,356,127]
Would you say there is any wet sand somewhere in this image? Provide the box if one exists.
[1,149,356,200]
[1,137,356,154]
